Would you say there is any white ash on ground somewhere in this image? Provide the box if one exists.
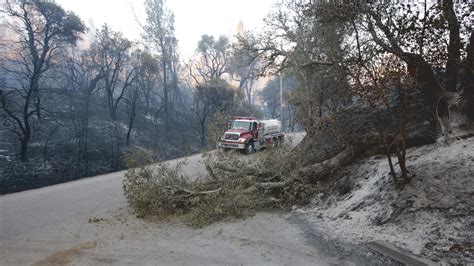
[297,137,474,265]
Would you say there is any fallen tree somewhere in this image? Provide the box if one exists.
[295,147,355,183]
[123,140,365,228]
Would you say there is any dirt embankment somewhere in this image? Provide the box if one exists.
[298,137,474,264]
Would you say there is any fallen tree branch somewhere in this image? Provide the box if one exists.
[212,162,257,176]
[255,181,288,189]
[205,163,218,180]
[182,187,222,195]
[164,185,222,195]
[296,147,356,182]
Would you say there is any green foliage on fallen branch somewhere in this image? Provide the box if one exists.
[186,176,260,228]
[123,161,192,218]
[123,144,319,228]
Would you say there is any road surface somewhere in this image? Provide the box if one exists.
[0,132,394,265]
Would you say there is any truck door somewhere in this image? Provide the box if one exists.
[252,122,258,140]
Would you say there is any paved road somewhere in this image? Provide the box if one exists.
[0,132,392,265]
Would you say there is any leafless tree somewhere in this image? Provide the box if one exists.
[60,47,103,175]
[143,0,179,136]
[192,79,235,147]
[229,40,261,105]
[137,51,161,117]
[0,0,85,161]
[186,35,231,86]
[91,25,138,121]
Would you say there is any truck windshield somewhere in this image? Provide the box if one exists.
[231,121,251,130]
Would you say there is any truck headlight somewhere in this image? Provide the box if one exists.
[239,138,246,143]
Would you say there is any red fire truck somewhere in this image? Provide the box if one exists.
[218,116,285,154]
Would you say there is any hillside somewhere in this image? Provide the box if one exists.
[297,137,474,264]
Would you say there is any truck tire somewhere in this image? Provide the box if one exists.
[272,137,278,147]
[244,141,255,155]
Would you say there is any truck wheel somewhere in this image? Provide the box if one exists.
[245,141,255,155]
[272,137,282,148]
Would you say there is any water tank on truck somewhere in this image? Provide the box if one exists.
[260,119,282,135]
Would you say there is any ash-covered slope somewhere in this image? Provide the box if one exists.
[298,137,473,264]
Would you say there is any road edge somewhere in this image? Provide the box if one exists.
[368,240,439,266]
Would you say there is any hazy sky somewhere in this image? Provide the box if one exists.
[55,0,277,60]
